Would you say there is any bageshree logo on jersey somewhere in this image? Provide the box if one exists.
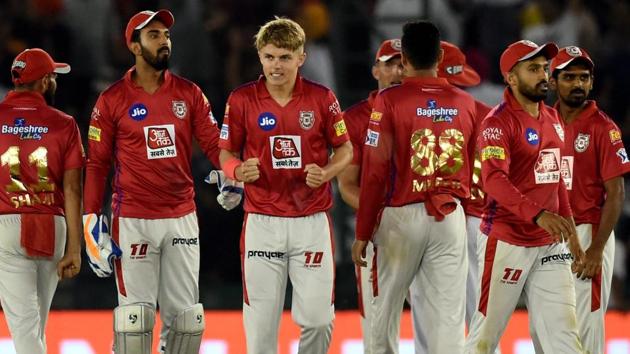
[143,124,177,159]
[534,148,560,184]
[270,135,301,169]
[416,99,458,123]
[1,117,48,140]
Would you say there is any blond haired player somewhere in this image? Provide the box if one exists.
[219,17,352,354]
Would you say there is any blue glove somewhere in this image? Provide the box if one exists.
[205,170,244,211]
[83,213,122,277]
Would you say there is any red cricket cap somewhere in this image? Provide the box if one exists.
[125,9,175,47]
[549,46,594,74]
[438,41,480,87]
[375,39,402,62]
[500,40,558,78]
[11,48,70,85]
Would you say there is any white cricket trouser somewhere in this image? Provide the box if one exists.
[372,202,467,354]
[356,241,375,353]
[0,214,66,354]
[113,212,200,351]
[465,234,583,354]
[573,224,614,354]
[242,212,335,354]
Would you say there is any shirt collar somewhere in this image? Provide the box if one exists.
[256,73,304,99]
[124,67,172,89]
[553,100,598,123]
[3,90,47,106]
[402,76,451,86]
[503,87,546,114]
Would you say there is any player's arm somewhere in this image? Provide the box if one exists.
[578,176,624,279]
[192,88,221,167]
[305,141,352,189]
[338,164,360,210]
[557,179,584,270]
[58,167,82,279]
[84,96,115,214]
[354,96,392,266]
[480,116,574,239]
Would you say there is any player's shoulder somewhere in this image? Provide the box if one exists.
[229,80,258,99]
[344,98,370,115]
[481,102,511,126]
[99,76,127,99]
[169,72,202,92]
[301,77,336,98]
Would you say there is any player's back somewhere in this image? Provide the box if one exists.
[0,91,83,215]
[371,76,477,207]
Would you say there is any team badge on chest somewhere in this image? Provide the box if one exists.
[172,101,187,119]
[574,133,590,153]
[299,111,315,130]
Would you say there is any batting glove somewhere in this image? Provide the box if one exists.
[83,213,122,278]
[205,170,244,211]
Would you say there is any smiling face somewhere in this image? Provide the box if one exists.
[132,20,171,70]
[258,43,305,90]
[508,55,550,102]
[551,63,593,108]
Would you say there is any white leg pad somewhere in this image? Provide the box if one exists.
[113,303,156,354]
[164,303,205,354]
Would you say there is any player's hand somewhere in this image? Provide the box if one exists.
[575,244,603,280]
[304,163,329,188]
[205,170,244,210]
[237,158,260,183]
[351,240,368,267]
[57,251,81,280]
[83,213,122,278]
[535,211,576,243]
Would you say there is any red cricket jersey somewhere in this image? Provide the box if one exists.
[345,90,377,167]
[355,76,477,241]
[479,89,572,246]
[462,100,493,218]
[218,75,349,217]
[0,91,85,215]
[84,69,221,218]
[558,100,630,225]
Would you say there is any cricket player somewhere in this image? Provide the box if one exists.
[465,40,585,354]
[550,46,630,354]
[409,40,499,354]
[0,48,83,354]
[337,38,403,353]
[83,9,221,353]
[353,21,477,353]
[218,17,352,354]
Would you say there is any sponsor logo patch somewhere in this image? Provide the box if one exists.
[482,127,503,141]
[526,128,539,145]
[91,108,101,121]
[370,111,383,123]
[560,156,574,190]
[541,252,573,265]
[258,112,277,131]
[1,118,49,140]
[247,250,285,259]
[534,148,561,184]
[574,133,589,152]
[416,99,458,123]
[617,147,629,164]
[172,237,198,246]
[172,100,187,119]
[299,111,315,130]
[144,124,177,159]
[553,124,564,142]
[333,120,347,136]
[219,124,229,140]
[88,126,101,141]
[365,129,379,147]
[481,146,506,161]
[129,103,148,121]
[328,101,341,116]
[270,135,301,169]
[610,129,622,144]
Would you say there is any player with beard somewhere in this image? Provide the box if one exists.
[465,40,585,354]
[83,10,221,354]
[550,46,630,354]
[0,48,83,354]
[337,38,403,353]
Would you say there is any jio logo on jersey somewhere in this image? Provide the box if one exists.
[129,103,148,121]
[526,128,539,145]
[258,112,277,131]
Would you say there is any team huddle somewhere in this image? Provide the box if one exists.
[0,8,626,354]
